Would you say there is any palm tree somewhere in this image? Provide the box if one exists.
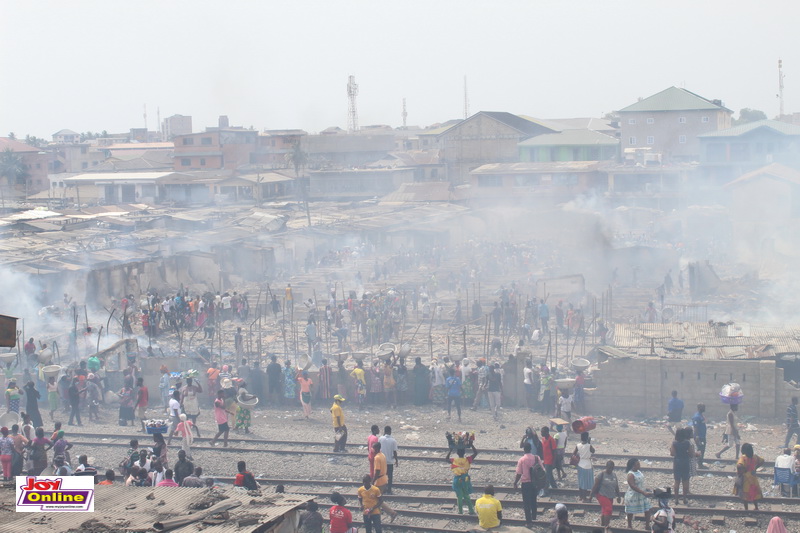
[0,148,29,206]
[286,143,311,226]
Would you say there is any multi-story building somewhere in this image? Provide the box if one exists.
[617,87,732,163]
[518,129,619,162]
[161,114,193,140]
[52,129,81,144]
[172,129,257,171]
[435,111,558,184]
[253,129,307,167]
[0,137,51,193]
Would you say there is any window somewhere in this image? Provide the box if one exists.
[182,138,194,145]
[201,137,212,145]
[702,116,709,123]
[181,158,191,166]
[647,136,654,145]
[646,117,654,124]
[629,136,637,145]
[678,135,686,144]
[679,117,686,124]
[431,168,438,178]
[81,162,88,169]
[628,118,636,125]
[80,146,87,154]
[200,158,206,165]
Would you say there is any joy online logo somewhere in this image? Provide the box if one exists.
[16,477,94,512]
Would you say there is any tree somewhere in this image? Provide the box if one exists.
[7,132,15,140]
[732,108,767,126]
[24,134,46,148]
[0,148,28,185]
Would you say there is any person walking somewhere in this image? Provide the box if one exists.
[23,381,42,429]
[691,403,707,467]
[371,442,398,521]
[210,390,230,447]
[67,377,85,426]
[487,363,502,420]
[446,443,478,515]
[368,425,380,477]
[158,366,170,413]
[379,426,399,494]
[715,403,741,460]
[540,426,558,495]
[358,474,383,533]
[573,431,595,502]
[445,367,462,422]
[785,397,799,448]
[297,371,313,419]
[0,427,13,481]
[267,356,283,406]
[734,443,764,511]
[624,458,652,530]
[513,442,542,527]
[331,394,347,452]
[470,359,489,411]
[590,461,621,530]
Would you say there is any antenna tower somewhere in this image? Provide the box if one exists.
[778,59,785,118]
[463,75,469,119]
[143,104,148,131]
[156,107,161,139]
[402,98,407,128]
[347,75,359,133]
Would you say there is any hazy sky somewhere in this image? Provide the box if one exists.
[2,1,798,137]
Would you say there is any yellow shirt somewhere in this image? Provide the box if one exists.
[331,403,344,428]
[450,456,472,476]
[351,368,366,384]
[475,494,502,529]
[373,452,388,486]
[358,485,382,515]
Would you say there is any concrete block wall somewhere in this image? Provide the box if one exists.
[588,356,800,422]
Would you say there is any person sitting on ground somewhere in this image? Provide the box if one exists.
[181,466,205,487]
[475,484,503,530]
[298,499,324,533]
[233,460,259,490]
[651,487,675,533]
[74,454,97,478]
[125,465,141,486]
[156,468,179,487]
[98,469,115,485]
[53,455,72,475]
[134,468,152,487]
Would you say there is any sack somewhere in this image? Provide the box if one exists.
[569,453,580,466]
[530,461,548,490]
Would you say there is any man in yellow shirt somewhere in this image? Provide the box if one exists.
[331,394,347,452]
[475,485,502,530]
[372,442,397,521]
[358,474,383,533]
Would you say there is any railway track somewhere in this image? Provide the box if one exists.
[79,432,751,466]
[73,435,770,479]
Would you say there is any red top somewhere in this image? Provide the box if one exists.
[137,386,149,407]
[329,505,353,533]
[541,436,556,465]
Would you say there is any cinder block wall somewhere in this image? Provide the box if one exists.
[588,357,799,421]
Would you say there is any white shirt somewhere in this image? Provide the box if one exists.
[379,435,398,462]
[775,453,795,469]
[169,398,181,418]
[576,442,593,469]
[559,395,574,413]
[523,367,533,385]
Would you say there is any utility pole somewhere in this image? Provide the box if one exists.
[347,75,359,133]
[463,75,469,119]
[778,59,785,119]
[402,98,407,128]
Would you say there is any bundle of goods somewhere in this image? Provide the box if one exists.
[446,431,475,451]
[144,419,170,434]
[720,383,744,405]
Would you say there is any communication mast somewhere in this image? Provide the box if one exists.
[463,75,469,119]
[402,98,407,128]
[143,104,148,131]
[778,59,785,118]
[347,75,359,133]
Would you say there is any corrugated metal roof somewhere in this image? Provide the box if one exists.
[471,161,600,174]
[618,87,728,113]
[517,129,619,147]
[2,485,312,533]
[612,322,800,359]
[698,119,800,138]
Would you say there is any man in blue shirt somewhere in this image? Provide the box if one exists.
[691,403,707,467]
[445,368,462,423]
[667,390,684,423]
[538,300,549,332]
